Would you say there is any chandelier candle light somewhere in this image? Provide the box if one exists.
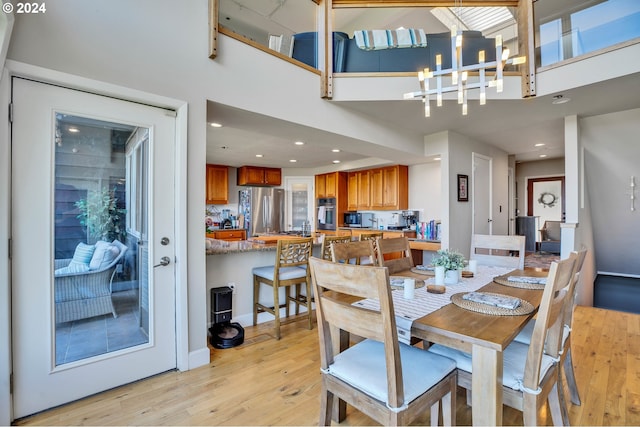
[403,26,526,116]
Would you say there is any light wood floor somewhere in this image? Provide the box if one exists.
[15,306,640,426]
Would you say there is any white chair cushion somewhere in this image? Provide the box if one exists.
[89,240,120,271]
[513,320,570,347]
[428,341,556,392]
[55,262,90,276]
[71,242,96,265]
[252,265,307,281]
[328,338,456,408]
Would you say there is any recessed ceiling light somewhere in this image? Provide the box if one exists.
[294,141,304,145]
[434,156,441,161]
[332,160,340,164]
[552,95,570,105]
[68,127,79,133]
[255,154,263,158]
[289,159,297,163]
[210,122,222,128]
[332,149,340,153]
[534,143,545,147]
[539,154,548,158]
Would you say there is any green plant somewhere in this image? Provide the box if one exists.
[76,187,127,243]
[431,249,466,271]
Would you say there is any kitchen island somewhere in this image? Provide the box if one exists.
[206,237,322,328]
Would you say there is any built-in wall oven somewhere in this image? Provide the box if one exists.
[317,197,336,231]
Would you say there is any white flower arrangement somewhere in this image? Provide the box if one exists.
[431,249,466,271]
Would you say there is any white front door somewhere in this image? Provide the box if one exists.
[472,153,493,235]
[11,78,177,418]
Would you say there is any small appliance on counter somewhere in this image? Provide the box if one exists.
[402,210,420,228]
[344,212,374,228]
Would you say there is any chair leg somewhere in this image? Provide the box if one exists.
[273,284,281,340]
[522,393,538,426]
[293,284,301,315]
[319,385,333,426]
[252,275,259,326]
[548,381,565,426]
[305,279,313,330]
[564,347,581,405]
[558,371,571,426]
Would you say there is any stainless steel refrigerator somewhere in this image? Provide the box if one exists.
[238,187,285,237]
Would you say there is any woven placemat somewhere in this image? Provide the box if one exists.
[390,276,424,289]
[493,275,545,290]
[410,267,435,276]
[451,292,535,316]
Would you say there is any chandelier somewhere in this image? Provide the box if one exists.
[403,25,526,117]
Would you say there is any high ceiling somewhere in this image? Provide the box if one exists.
[208,0,640,169]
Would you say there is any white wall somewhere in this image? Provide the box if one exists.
[3,0,429,372]
[408,162,441,223]
[581,108,640,277]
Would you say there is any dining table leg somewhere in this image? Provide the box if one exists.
[472,344,503,426]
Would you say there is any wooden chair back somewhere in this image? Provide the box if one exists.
[308,257,404,407]
[358,231,383,241]
[470,234,526,269]
[275,237,313,270]
[523,252,577,393]
[375,236,414,274]
[563,248,588,328]
[330,240,376,265]
[320,235,352,261]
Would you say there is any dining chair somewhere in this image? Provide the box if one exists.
[308,257,458,426]
[469,234,526,270]
[330,240,376,265]
[252,237,314,340]
[375,236,414,275]
[358,231,383,265]
[320,235,353,261]
[428,252,578,426]
[513,248,588,424]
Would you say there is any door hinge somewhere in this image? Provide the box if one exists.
[8,102,13,123]
[9,372,13,394]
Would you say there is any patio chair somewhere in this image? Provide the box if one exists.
[54,239,128,323]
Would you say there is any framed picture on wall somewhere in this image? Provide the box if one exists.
[457,174,469,202]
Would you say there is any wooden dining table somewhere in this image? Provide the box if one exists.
[330,266,548,426]
[401,267,547,426]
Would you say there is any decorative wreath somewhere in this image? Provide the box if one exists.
[538,192,558,208]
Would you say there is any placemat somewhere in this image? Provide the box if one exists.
[451,292,534,316]
[411,267,435,276]
[390,276,424,289]
[494,275,545,290]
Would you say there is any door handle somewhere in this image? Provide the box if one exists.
[154,256,171,268]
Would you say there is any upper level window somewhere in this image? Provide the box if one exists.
[535,0,640,68]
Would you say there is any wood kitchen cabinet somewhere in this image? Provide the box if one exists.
[347,170,372,210]
[370,165,408,210]
[206,229,246,241]
[206,164,229,204]
[315,171,345,199]
[237,166,282,186]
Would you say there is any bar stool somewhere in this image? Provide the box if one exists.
[252,237,314,339]
[358,231,383,265]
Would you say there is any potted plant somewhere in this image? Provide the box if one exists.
[431,249,466,285]
[75,187,127,243]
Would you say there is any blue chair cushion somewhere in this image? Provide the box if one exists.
[428,341,556,392]
[89,240,121,271]
[328,338,456,408]
[252,265,307,281]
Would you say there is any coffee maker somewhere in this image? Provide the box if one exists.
[402,210,419,228]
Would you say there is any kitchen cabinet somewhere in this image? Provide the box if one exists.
[370,165,408,210]
[347,170,371,210]
[206,164,229,204]
[315,171,346,199]
[206,229,246,241]
[237,166,282,186]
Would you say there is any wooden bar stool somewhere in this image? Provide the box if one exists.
[252,237,314,339]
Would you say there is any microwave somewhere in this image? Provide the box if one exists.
[344,212,374,228]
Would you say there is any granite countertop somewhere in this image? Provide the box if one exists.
[206,237,322,255]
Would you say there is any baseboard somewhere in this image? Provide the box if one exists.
[187,347,210,370]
